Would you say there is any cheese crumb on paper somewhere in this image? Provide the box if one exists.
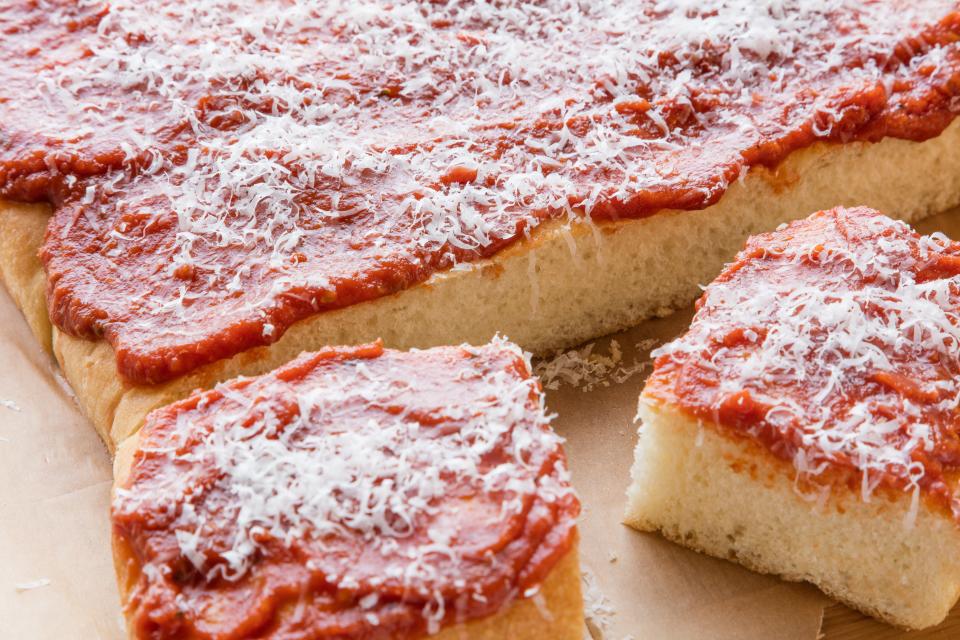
[536,339,658,392]
[15,578,51,592]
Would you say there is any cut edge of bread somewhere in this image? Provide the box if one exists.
[2,119,960,451]
[624,396,960,630]
[110,418,585,640]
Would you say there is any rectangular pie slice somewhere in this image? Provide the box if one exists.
[1,2,959,451]
[111,339,583,639]
[625,206,960,629]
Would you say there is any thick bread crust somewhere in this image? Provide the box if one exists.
[624,399,960,630]
[0,201,53,354]
[111,433,585,640]
[3,120,960,449]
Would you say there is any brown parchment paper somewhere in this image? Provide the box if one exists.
[2,208,960,639]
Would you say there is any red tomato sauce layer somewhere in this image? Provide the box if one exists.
[1,2,959,383]
[647,207,960,516]
[111,340,579,639]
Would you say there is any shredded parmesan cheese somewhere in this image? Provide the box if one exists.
[582,566,616,640]
[112,338,578,632]
[15,579,51,592]
[652,208,960,512]
[536,339,658,392]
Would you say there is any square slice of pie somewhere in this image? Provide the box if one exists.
[112,339,583,639]
[626,206,960,629]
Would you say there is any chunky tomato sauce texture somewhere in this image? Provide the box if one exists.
[1,1,959,383]
[647,207,960,517]
[112,341,579,638]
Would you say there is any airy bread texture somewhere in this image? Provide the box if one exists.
[2,120,960,449]
[111,411,585,640]
[625,399,960,630]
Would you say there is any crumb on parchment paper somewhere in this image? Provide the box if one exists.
[583,565,615,639]
[15,578,50,592]
[536,338,659,393]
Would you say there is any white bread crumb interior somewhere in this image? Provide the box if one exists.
[625,395,960,630]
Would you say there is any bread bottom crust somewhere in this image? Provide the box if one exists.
[112,430,584,640]
[625,399,960,630]
[3,120,960,450]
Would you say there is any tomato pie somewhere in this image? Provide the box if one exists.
[112,339,583,639]
[626,207,960,628]
[1,2,960,634]
[0,1,958,448]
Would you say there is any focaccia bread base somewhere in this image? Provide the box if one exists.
[625,399,960,630]
[2,121,960,450]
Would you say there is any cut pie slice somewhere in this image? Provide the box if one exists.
[625,206,960,629]
[2,2,960,452]
[111,339,582,639]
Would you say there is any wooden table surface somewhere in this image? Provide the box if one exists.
[821,604,960,639]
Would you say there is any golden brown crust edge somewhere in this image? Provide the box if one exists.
[0,201,53,354]
[3,119,960,450]
[110,433,585,640]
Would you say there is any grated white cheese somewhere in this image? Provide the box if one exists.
[536,339,658,392]
[112,339,577,631]
[15,579,51,592]
[652,207,960,512]
[22,0,959,363]
[582,565,616,640]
